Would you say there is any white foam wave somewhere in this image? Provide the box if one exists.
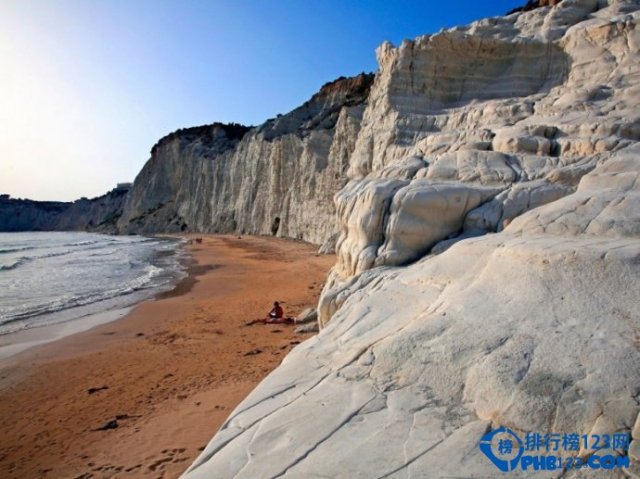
[0,246,37,255]
[0,234,184,333]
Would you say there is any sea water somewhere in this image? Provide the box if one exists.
[0,232,185,336]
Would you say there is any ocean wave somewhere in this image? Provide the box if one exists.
[87,249,117,257]
[62,239,102,247]
[0,233,184,334]
[1,241,110,260]
[122,265,164,292]
[0,250,77,272]
[0,257,30,271]
[0,242,124,271]
[0,264,167,326]
[0,246,37,255]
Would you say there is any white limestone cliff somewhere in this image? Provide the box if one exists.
[182,1,640,477]
[320,0,640,325]
[116,74,374,250]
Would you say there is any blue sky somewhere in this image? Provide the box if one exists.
[0,0,524,201]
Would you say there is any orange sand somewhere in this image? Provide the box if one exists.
[0,235,334,479]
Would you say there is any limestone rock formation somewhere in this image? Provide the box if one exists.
[1,75,373,243]
[116,74,374,249]
[320,0,640,325]
[182,1,640,477]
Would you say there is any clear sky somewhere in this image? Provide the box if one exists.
[0,0,524,201]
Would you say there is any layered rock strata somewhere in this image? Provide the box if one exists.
[320,0,640,325]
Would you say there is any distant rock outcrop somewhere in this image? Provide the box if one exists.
[181,1,640,478]
[0,189,128,233]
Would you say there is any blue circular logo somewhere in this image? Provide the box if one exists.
[479,426,524,472]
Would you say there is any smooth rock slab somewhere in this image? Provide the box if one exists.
[183,231,640,478]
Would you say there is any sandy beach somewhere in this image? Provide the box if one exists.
[0,235,334,479]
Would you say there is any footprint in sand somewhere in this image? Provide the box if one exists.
[148,331,190,346]
[83,463,125,477]
[124,464,142,473]
[148,448,190,472]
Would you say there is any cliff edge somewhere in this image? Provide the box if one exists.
[116,73,374,250]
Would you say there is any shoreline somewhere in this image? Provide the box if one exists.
[0,234,187,361]
[0,235,334,478]
[0,306,133,361]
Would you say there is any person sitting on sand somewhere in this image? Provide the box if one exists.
[245,301,296,326]
[269,301,283,319]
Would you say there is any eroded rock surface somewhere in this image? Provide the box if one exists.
[320,0,640,325]
[183,1,640,477]
[116,74,374,249]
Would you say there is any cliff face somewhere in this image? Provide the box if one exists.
[117,73,374,250]
[182,1,640,478]
[321,0,640,321]
[0,189,127,233]
[0,74,373,242]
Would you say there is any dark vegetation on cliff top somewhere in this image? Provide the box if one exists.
[150,122,252,156]
[312,72,375,105]
[150,73,376,152]
[0,188,128,208]
[507,0,563,16]
[257,72,375,141]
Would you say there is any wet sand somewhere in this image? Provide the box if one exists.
[0,235,334,479]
